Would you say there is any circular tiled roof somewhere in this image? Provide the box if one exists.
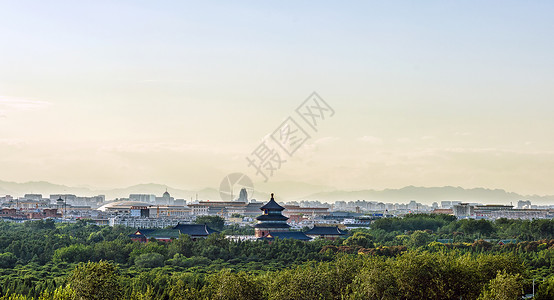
[97,201,150,211]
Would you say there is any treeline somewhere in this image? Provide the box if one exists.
[51,233,332,270]
[3,251,554,300]
[0,219,133,266]
[0,220,335,298]
[370,214,554,245]
[1,216,554,299]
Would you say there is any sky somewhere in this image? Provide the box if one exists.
[1,1,554,196]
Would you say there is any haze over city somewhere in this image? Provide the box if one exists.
[1,1,554,198]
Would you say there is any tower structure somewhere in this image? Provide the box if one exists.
[253,193,290,238]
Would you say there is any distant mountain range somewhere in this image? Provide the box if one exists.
[300,186,554,205]
[1,180,553,205]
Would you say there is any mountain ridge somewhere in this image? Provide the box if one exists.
[298,185,554,205]
[1,180,553,205]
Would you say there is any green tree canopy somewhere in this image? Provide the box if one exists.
[343,232,374,248]
[477,271,523,300]
[67,261,123,300]
[195,216,225,231]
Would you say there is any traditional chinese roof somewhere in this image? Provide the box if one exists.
[173,223,217,236]
[256,214,289,221]
[498,239,518,245]
[259,231,312,241]
[260,193,285,211]
[129,228,180,239]
[304,226,347,236]
[252,222,291,229]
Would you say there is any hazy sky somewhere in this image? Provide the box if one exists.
[1,1,553,195]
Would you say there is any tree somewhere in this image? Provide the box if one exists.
[535,276,554,300]
[134,253,165,268]
[168,254,211,268]
[460,219,495,236]
[0,294,31,300]
[477,271,523,300]
[67,261,123,300]
[38,285,76,300]
[168,279,200,300]
[168,234,194,257]
[0,252,17,268]
[267,264,333,300]
[393,251,446,299]
[195,216,224,231]
[349,257,399,299]
[407,231,432,248]
[473,239,493,252]
[24,219,55,230]
[53,244,93,263]
[343,232,374,248]
[203,269,262,300]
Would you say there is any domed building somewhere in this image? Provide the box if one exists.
[156,189,174,205]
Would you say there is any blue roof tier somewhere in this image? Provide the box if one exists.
[256,214,289,221]
[129,228,180,239]
[259,231,312,241]
[260,194,285,211]
[304,226,347,236]
[253,222,291,229]
[173,223,218,236]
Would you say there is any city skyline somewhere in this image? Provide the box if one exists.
[2,179,554,207]
[1,2,554,196]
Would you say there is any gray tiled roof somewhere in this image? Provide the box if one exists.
[253,222,291,229]
[260,198,285,211]
[173,223,218,236]
[260,231,312,241]
[256,214,289,221]
[304,226,347,236]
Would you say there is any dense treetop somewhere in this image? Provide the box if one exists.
[0,216,553,299]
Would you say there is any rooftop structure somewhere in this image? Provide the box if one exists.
[173,223,218,238]
[253,193,290,238]
[283,205,330,222]
[304,225,347,240]
[129,228,181,243]
[98,200,151,212]
[259,231,312,241]
[129,223,217,242]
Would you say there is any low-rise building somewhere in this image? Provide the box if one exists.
[129,223,218,242]
[129,228,180,243]
[453,204,474,217]
[109,216,190,228]
[283,205,330,222]
[259,231,311,241]
[304,225,346,240]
